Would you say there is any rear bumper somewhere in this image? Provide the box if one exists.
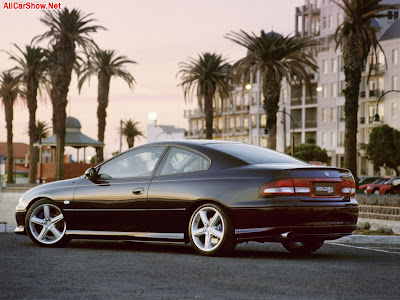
[231,204,358,242]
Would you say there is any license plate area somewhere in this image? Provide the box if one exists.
[314,182,336,196]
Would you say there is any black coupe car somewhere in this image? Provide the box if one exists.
[15,141,358,256]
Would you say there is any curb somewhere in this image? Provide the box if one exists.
[0,224,16,233]
[328,234,400,245]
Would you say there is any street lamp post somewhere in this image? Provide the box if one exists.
[277,110,295,157]
[373,90,400,123]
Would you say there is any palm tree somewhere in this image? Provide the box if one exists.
[7,44,48,183]
[0,71,20,183]
[36,120,51,141]
[78,49,136,162]
[177,52,231,139]
[36,8,104,180]
[226,30,318,150]
[121,119,144,148]
[333,0,398,180]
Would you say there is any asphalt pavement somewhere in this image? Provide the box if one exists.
[0,233,399,299]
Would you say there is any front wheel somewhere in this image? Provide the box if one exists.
[25,199,70,247]
[188,203,235,256]
[282,240,324,254]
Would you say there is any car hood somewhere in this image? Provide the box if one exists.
[16,177,83,211]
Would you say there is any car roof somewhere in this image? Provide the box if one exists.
[142,140,240,147]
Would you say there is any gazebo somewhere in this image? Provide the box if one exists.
[36,116,104,181]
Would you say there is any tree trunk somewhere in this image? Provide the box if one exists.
[97,73,111,162]
[50,42,74,180]
[4,95,14,183]
[203,87,214,140]
[27,80,39,183]
[262,70,282,150]
[342,33,362,182]
[127,137,134,149]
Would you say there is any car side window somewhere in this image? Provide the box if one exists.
[98,146,165,178]
[160,148,210,175]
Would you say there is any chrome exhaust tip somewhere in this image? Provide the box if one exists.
[281,231,295,240]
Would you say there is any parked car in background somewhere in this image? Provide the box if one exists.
[378,177,400,194]
[360,177,391,194]
[358,176,382,186]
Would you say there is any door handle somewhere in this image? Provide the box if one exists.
[132,187,144,195]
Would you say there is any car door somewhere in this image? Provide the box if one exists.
[70,146,166,232]
[147,146,211,233]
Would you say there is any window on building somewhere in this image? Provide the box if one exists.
[339,55,344,71]
[378,77,384,91]
[329,15,333,29]
[322,59,328,74]
[378,52,385,69]
[321,132,327,147]
[331,82,337,97]
[392,76,398,90]
[388,10,399,20]
[322,108,328,123]
[392,102,398,119]
[339,80,345,96]
[331,58,337,73]
[393,49,398,65]
[339,106,345,121]
[260,114,267,128]
[251,114,257,128]
[323,85,328,98]
[322,16,327,29]
[339,131,345,147]
[330,132,336,147]
[331,107,336,122]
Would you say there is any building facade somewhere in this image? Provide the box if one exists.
[185,0,400,176]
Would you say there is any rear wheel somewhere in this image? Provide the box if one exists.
[25,199,70,247]
[188,203,235,256]
[282,240,324,254]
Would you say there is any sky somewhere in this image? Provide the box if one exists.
[0,0,304,159]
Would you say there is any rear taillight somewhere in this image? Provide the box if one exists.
[259,178,356,197]
[259,179,296,196]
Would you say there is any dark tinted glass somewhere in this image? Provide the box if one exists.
[207,143,308,165]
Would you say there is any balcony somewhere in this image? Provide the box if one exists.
[305,120,317,128]
[369,89,381,97]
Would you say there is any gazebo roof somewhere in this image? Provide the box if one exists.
[37,116,104,148]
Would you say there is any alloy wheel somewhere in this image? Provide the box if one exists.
[190,206,225,252]
[29,203,66,245]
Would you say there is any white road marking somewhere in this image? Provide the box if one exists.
[328,242,400,255]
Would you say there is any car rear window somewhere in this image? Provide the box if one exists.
[207,143,308,165]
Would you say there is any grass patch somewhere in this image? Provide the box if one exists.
[353,228,399,236]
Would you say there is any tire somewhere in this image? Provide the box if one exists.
[281,240,324,254]
[188,203,235,256]
[385,190,394,195]
[373,189,380,195]
[25,199,70,247]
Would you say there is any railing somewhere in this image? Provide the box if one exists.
[305,120,317,128]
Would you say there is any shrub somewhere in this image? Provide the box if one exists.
[375,227,394,234]
[357,222,371,230]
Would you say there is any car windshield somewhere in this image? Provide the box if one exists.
[207,143,308,165]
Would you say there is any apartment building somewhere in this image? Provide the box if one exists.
[185,0,400,175]
[287,0,400,175]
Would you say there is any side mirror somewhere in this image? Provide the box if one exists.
[85,167,98,179]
